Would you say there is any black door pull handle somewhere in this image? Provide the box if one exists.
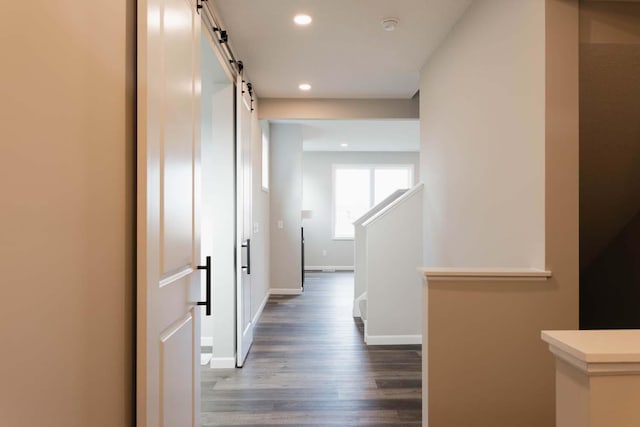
[241,239,251,275]
[197,256,212,316]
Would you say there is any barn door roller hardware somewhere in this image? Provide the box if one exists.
[199,1,251,82]
[196,0,207,14]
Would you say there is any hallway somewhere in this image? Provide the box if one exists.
[201,272,422,426]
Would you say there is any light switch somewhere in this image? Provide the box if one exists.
[253,222,259,233]
[277,220,284,229]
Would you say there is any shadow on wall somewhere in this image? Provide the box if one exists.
[580,210,640,329]
[579,1,640,329]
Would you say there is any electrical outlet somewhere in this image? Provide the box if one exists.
[277,220,284,229]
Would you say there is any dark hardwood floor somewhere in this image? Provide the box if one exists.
[201,272,422,426]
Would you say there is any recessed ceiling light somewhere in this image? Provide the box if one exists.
[340,143,349,148]
[294,14,312,26]
[298,83,312,91]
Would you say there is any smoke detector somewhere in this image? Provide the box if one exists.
[381,17,399,32]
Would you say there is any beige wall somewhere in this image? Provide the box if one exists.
[421,0,579,426]
[259,98,419,120]
[579,0,640,268]
[0,1,135,426]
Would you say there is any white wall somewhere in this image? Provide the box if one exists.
[204,84,236,364]
[269,124,303,292]
[302,151,419,268]
[199,29,238,367]
[200,34,270,366]
[420,0,546,269]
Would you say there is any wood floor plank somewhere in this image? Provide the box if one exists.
[201,272,422,426]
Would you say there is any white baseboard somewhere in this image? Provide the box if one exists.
[209,357,236,369]
[270,288,303,295]
[364,334,422,345]
[201,337,213,347]
[252,292,269,325]
[305,266,354,272]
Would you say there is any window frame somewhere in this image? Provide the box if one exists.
[261,126,269,192]
[331,163,414,240]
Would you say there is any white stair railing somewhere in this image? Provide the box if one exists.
[360,183,423,345]
[352,189,408,317]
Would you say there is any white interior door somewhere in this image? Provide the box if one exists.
[236,76,254,367]
[137,0,203,425]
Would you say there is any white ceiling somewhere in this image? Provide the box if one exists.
[273,120,420,152]
[212,0,471,99]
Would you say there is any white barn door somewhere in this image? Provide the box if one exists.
[236,77,254,367]
[137,0,205,425]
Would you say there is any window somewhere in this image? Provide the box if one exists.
[261,127,269,191]
[333,165,413,239]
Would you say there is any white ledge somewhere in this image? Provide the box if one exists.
[353,189,407,226]
[419,267,552,281]
[362,183,424,227]
[541,330,640,375]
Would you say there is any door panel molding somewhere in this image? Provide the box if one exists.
[159,265,195,288]
[160,311,195,427]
